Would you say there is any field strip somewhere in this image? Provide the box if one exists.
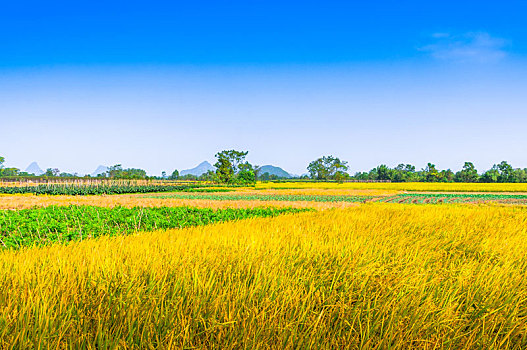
[255,182,527,192]
[230,188,400,196]
[0,194,358,210]
[143,192,527,205]
[1,204,526,347]
[0,206,310,249]
[143,193,383,203]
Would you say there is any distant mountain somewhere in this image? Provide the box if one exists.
[259,165,292,178]
[91,165,108,177]
[180,161,214,176]
[25,162,44,176]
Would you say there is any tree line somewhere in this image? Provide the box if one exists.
[2,153,527,183]
[305,158,527,183]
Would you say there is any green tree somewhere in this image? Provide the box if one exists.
[106,165,147,179]
[1,168,20,176]
[307,158,327,180]
[199,170,218,182]
[307,156,349,180]
[45,168,60,177]
[391,164,416,182]
[375,164,393,181]
[481,167,500,183]
[214,150,250,183]
[253,165,262,181]
[455,162,479,182]
[513,168,527,182]
[107,164,123,178]
[497,161,514,182]
[353,171,369,180]
[438,169,454,182]
[180,174,198,180]
[59,172,75,177]
[424,163,440,182]
[123,168,147,179]
[237,168,256,184]
[169,169,179,180]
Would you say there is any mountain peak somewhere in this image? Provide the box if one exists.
[180,161,214,176]
[25,162,44,175]
[259,165,292,178]
[91,165,109,177]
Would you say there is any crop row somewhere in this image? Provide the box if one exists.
[379,193,527,204]
[148,193,380,203]
[0,184,230,196]
[255,181,527,192]
[0,205,308,249]
[148,192,527,205]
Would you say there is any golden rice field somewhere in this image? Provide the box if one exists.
[1,204,526,348]
[255,181,527,193]
[1,182,527,348]
[233,188,400,196]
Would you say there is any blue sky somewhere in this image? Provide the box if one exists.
[1,1,526,175]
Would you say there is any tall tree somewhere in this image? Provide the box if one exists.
[497,161,514,182]
[375,164,393,181]
[169,169,179,180]
[455,162,479,182]
[424,163,440,182]
[307,156,349,180]
[481,167,500,183]
[214,150,253,184]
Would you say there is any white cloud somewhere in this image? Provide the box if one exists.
[421,32,508,63]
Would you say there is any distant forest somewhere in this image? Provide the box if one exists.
[1,153,526,183]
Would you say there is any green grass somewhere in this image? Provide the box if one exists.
[0,205,309,249]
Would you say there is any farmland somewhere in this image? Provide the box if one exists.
[0,181,220,195]
[255,181,527,193]
[147,191,527,205]
[0,205,308,249]
[0,181,526,348]
[4,1,527,348]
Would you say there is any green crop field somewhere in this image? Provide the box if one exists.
[0,205,308,249]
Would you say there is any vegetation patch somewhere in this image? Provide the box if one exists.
[146,193,380,203]
[147,192,527,205]
[0,184,230,196]
[0,205,309,249]
[379,193,527,204]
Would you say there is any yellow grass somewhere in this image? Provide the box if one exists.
[1,204,526,348]
[0,194,356,210]
[255,181,527,192]
[232,188,399,196]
